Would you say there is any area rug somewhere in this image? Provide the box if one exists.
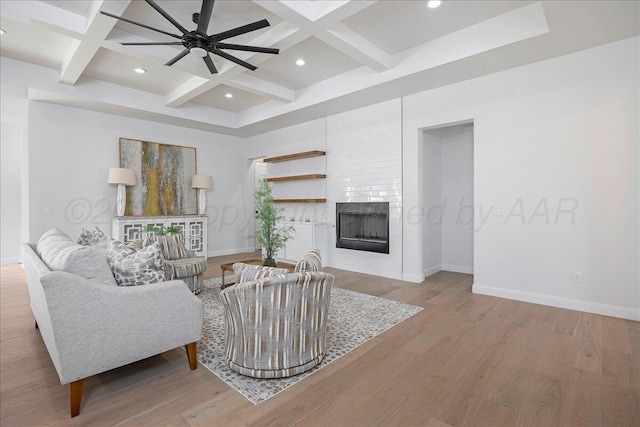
[196,277,422,405]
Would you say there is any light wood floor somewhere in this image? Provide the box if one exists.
[1,251,638,426]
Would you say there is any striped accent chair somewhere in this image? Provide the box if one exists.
[145,235,207,295]
[294,248,322,272]
[220,271,334,378]
[232,262,289,283]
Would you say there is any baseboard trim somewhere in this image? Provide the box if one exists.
[1,257,19,265]
[423,265,441,278]
[441,264,473,274]
[472,283,640,321]
[402,272,424,283]
[207,247,256,258]
[423,264,473,278]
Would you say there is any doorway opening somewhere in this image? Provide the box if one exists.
[422,122,474,278]
[252,158,267,250]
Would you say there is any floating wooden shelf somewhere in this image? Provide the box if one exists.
[273,199,327,204]
[267,174,326,182]
[263,150,326,163]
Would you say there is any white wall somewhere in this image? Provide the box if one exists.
[404,37,639,320]
[326,99,403,279]
[26,101,246,257]
[423,131,442,274]
[0,83,28,263]
[441,125,474,273]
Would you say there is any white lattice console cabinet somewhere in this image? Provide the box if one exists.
[112,216,208,257]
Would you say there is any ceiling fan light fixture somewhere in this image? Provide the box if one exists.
[427,0,442,8]
[133,67,147,74]
[295,59,306,66]
[190,47,208,58]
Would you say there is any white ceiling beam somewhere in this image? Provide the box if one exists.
[226,75,295,103]
[0,0,84,38]
[165,21,305,108]
[254,0,391,72]
[58,1,131,85]
[165,76,214,108]
[324,23,393,72]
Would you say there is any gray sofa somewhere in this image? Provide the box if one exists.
[21,231,204,417]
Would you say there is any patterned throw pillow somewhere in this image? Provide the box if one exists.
[144,234,188,260]
[106,239,165,286]
[127,239,144,250]
[232,263,289,283]
[77,226,109,248]
[294,249,322,272]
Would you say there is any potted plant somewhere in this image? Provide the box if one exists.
[253,180,294,266]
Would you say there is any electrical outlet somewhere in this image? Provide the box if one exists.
[44,208,52,215]
[572,271,582,283]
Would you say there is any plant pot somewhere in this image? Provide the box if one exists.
[263,257,277,267]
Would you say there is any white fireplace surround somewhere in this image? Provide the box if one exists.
[326,99,403,279]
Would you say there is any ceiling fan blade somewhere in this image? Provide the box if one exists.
[198,0,215,33]
[100,11,182,39]
[144,0,188,34]
[211,48,257,71]
[217,43,279,55]
[213,19,270,41]
[165,48,190,66]
[203,55,218,74]
[122,42,185,46]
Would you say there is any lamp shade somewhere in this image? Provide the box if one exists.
[192,175,213,189]
[108,168,136,186]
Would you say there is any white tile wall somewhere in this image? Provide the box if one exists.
[326,99,403,279]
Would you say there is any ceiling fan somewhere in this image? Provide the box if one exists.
[100,0,279,74]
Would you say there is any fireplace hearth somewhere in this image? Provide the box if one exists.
[336,202,389,254]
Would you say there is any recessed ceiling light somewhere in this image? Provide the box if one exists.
[225,93,233,98]
[133,67,147,74]
[427,0,442,8]
[295,59,306,66]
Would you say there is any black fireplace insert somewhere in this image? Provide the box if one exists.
[336,202,389,254]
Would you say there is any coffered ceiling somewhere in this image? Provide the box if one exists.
[1,1,638,136]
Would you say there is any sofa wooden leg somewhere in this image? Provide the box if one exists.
[70,379,84,417]
[185,342,198,370]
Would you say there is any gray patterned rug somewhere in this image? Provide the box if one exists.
[196,277,422,405]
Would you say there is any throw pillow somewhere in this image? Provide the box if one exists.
[294,249,323,272]
[106,239,165,286]
[36,228,117,286]
[144,234,188,260]
[127,239,144,250]
[232,263,289,283]
[77,226,109,248]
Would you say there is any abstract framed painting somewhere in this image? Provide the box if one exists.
[119,138,198,216]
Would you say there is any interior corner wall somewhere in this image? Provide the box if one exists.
[403,36,640,320]
[440,125,474,273]
[423,130,442,275]
[26,101,247,257]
